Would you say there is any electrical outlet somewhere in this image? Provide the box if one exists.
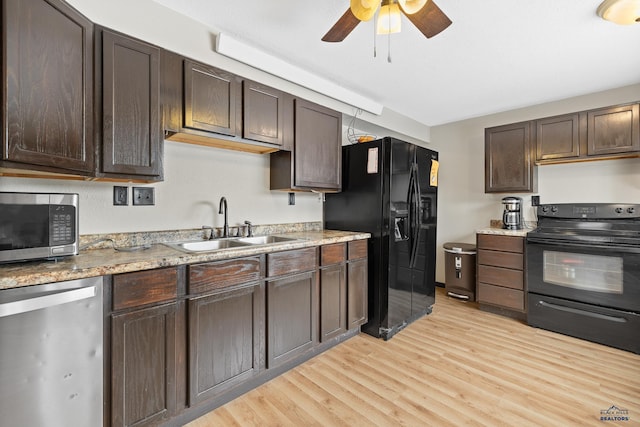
[133,187,155,206]
[113,186,128,206]
[531,195,540,206]
[288,192,295,206]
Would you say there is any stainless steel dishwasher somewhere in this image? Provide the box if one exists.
[0,276,103,427]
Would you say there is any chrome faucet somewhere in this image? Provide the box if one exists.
[244,220,253,237]
[218,197,229,238]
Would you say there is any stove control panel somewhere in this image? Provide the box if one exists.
[538,203,640,219]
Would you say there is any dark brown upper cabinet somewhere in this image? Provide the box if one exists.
[535,113,580,162]
[2,0,94,175]
[161,52,281,154]
[531,102,640,165]
[97,28,162,180]
[184,60,239,136]
[587,103,639,157]
[270,98,342,192]
[485,121,537,193]
[243,80,285,146]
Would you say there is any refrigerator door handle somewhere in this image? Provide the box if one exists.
[409,165,421,268]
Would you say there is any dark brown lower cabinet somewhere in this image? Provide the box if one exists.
[319,263,347,341]
[106,242,368,426]
[109,267,182,427]
[188,282,264,405]
[347,257,368,329]
[476,233,526,317]
[111,302,179,427]
[267,270,317,368]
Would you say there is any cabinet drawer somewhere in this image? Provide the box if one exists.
[189,256,263,294]
[348,240,367,260]
[478,283,525,311]
[477,234,523,253]
[321,243,346,266]
[113,267,178,311]
[478,249,523,270]
[267,247,317,277]
[477,265,523,290]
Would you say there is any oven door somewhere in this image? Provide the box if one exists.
[526,237,640,313]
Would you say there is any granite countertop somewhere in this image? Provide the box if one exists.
[476,227,535,237]
[0,230,370,290]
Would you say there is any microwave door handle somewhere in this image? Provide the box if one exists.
[0,286,96,318]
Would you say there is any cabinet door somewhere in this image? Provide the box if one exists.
[347,257,368,329]
[188,282,264,405]
[319,264,347,342]
[243,80,284,146]
[294,99,342,190]
[267,271,317,368]
[111,302,178,427]
[485,122,537,193]
[587,104,640,156]
[100,29,162,177]
[183,60,239,136]
[535,113,580,161]
[3,0,94,173]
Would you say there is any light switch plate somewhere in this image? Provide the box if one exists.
[113,186,128,206]
[133,187,155,206]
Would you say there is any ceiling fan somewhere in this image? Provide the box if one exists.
[322,0,452,42]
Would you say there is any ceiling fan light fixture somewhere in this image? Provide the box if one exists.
[597,0,640,25]
[377,2,402,34]
[350,0,380,21]
[397,0,428,15]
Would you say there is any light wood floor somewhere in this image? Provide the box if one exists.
[187,288,640,426]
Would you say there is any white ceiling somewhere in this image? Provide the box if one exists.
[153,0,640,126]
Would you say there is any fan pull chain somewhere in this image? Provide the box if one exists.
[386,6,392,63]
[373,15,377,58]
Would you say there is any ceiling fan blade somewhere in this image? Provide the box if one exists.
[322,8,361,42]
[404,0,452,38]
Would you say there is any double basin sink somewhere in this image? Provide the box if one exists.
[164,235,301,254]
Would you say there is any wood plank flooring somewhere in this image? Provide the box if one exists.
[186,288,640,426]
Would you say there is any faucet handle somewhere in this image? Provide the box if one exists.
[201,225,215,240]
[244,220,253,237]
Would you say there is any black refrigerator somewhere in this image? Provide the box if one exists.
[324,137,438,340]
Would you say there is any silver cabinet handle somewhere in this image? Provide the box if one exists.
[447,291,470,300]
[0,286,96,318]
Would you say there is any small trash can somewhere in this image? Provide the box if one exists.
[443,242,477,301]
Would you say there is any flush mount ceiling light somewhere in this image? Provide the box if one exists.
[322,0,452,42]
[597,0,640,25]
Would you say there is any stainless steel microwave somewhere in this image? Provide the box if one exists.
[0,192,79,263]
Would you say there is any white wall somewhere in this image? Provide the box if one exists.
[0,143,323,234]
[431,83,640,283]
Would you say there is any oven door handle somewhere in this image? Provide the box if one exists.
[526,237,640,253]
[538,300,628,323]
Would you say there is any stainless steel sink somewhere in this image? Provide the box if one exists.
[235,235,298,245]
[164,235,301,253]
[164,238,250,253]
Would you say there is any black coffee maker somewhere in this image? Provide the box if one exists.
[502,196,523,230]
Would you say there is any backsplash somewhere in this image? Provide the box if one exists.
[80,221,323,250]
